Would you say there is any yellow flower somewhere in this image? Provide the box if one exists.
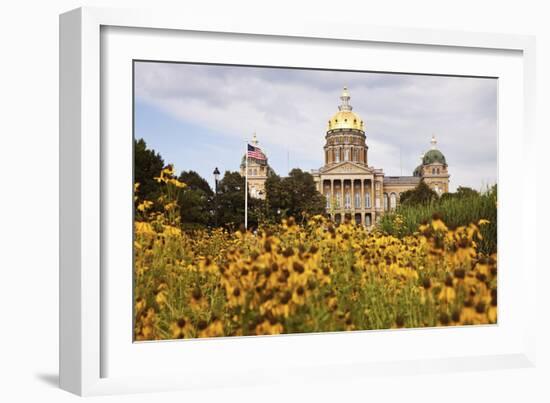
[170,317,193,339]
[432,218,448,232]
[487,305,497,324]
[135,297,146,312]
[155,283,168,306]
[137,200,153,212]
[198,319,224,338]
[168,178,187,188]
[438,284,456,304]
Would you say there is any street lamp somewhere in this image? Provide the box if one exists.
[213,167,221,227]
[213,167,220,193]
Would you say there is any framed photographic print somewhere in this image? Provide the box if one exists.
[60,7,537,396]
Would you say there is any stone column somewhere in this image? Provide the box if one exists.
[330,179,334,209]
[351,179,355,211]
[371,178,375,223]
[341,179,344,210]
[361,179,365,211]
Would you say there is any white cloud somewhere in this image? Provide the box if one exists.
[135,62,497,191]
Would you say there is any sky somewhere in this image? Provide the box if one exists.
[134,61,497,192]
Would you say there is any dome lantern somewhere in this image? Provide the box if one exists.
[327,86,365,131]
[338,86,353,112]
[430,134,437,150]
[421,135,447,166]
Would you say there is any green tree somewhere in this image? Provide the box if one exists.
[264,174,290,219]
[177,171,214,229]
[215,171,263,229]
[217,171,244,229]
[134,138,164,203]
[440,186,480,202]
[265,169,325,223]
[399,181,438,206]
[178,171,213,195]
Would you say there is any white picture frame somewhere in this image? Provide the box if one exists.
[59,6,537,396]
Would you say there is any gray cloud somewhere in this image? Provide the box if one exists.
[135,62,497,191]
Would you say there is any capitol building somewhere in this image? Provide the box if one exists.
[242,87,450,225]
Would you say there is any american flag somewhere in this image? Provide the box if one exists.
[247,143,266,160]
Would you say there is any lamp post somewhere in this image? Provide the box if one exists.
[213,167,220,193]
[213,167,220,227]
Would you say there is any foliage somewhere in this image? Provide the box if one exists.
[399,180,438,206]
[134,138,164,206]
[265,169,326,223]
[440,186,479,202]
[214,171,263,229]
[133,171,497,340]
[177,171,214,228]
[379,185,497,255]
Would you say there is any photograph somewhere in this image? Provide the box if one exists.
[132,61,498,341]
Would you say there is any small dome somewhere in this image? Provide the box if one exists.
[422,149,447,166]
[413,165,423,177]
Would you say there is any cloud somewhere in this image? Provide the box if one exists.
[134,62,497,191]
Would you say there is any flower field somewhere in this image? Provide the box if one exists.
[134,168,497,341]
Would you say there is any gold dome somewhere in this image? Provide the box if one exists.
[327,87,364,131]
[328,110,364,131]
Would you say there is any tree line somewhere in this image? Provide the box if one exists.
[134,138,325,230]
[136,138,491,231]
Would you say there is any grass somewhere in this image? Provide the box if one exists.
[378,187,497,255]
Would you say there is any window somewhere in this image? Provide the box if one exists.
[390,193,397,210]
[365,192,371,208]
[335,149,340,163]
[336,193,341,208]
[437,168,440,174]
[325,193,330,208]
[432,168,435,175]
[383,193,389,211]
[344,149,349,161]
[344,192,351,209]
[365,215,371,226]
[354,192,361,208]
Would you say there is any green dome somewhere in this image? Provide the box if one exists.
[422,149,447,165]
[413,165,423,177]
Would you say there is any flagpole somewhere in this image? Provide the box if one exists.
[244,139,248,229]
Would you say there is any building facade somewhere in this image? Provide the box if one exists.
[240,87,450,224]
[239,134,273,199]
[311,87,450,225]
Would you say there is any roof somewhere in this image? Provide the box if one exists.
[422,149,447,165]
[383,176,421,185]
[328,110,364,131]
[327,87,365,132]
